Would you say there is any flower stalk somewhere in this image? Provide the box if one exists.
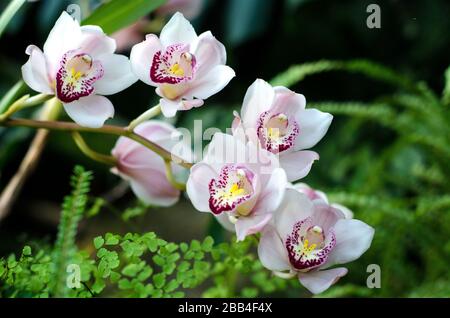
[163,159,186,191]
[71,132,118,166]
[0,117,193,169]
[0,93,52,121]
[127,104,161,131]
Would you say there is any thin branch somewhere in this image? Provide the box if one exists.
[71,132,117,166]
[127,104,161,131]
[164,159,187,191]
[0,118,193,169]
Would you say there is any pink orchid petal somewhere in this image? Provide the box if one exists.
[160,12,197,47]
[187,65,235,100]
[241,79,275,128]
[279,150,319,182]
[79,25,116,57]
[235,213,273,241]
[21,45,53,94]
[295,108,333,150]
[186,162,218,212]
[322,219,375,269]
[258,225,291,272]
[275,189,314,240]
[192,31,227,78]
[298,267,348,294]
[130,34,163,85]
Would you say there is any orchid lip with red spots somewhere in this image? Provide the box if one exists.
[234,79,333,182]
[21,11,137,128]
[130,12,235,118]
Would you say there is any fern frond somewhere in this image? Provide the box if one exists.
[270,59,417,92]
[442,66,450,106]
[52,165,93,297]
[309,101,396,126]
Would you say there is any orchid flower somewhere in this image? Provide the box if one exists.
[292,182,353,219]
[111,121,193,207]
[130,12,235,118]
[21,11,137,128]
[186,132,287,241]
[232,79,333,182]
[258,188,374,294]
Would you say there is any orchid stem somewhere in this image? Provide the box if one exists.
[127,104,161,131]
[0,93,52,121]
[71,132,118,166]
[0,117,193,169]
[163,159,186,191]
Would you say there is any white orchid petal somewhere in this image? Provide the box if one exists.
[295,109,333,150]
[323,219,375,268]
[63,95,114,128]
[21,45,53,94]
[160,12,197,47]
[130,34,162,85]
[94,54,137,95]
[258,226,291,272]
[298,267,348,294]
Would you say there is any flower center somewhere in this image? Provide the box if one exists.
[208,166,254,215]
[56,51,103,103]
[151,44,196,86]
[285,218,335,271]
[257,111,299,154]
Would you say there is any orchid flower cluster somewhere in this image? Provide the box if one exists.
[19,11,374,295]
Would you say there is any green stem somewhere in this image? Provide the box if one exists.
[127,104,161,131]
[0,93,52,121]
[0,0,26,38]
[71,132,118,166]
[0,118,193,169]
[163,160,186,191]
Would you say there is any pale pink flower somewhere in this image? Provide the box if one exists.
[130,12,235,117]
[258,189,374,294]
[186,132,287,241]
[292,183,353,219]
[232,79,333,182]
[111,121,193,207]
[21,11,137,128]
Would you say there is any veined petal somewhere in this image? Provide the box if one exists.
[119,166,180,207]
[241,79,275,128]
[160,98,182,117]
[275,189,314,240]
[63,95,114,128]
[187,65,235,100]
[322,219,374,269]
[130,34,163,85]
[252,168,287,215]
[186,163,218,212]
[235,213,273,241]
[294,109,333,150]
[79,25,116,57]
[21,45,53,94]
[43,11,82,75]
[279,150,319,182]
[215,212,236,232]
[258,225,291,271]
[298,267,348,294]
[160,12,197,47]
[94,54,137,95]
[192,31,227,78]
